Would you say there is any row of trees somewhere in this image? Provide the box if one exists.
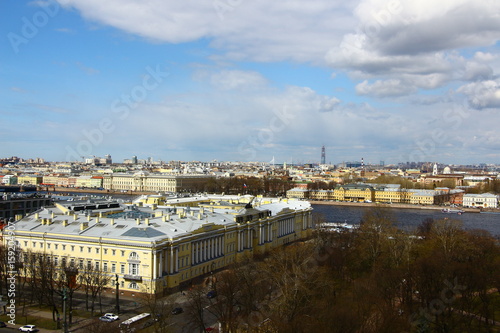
[0,249,112,327]
[174,208,499,332]
[192,176,295,196]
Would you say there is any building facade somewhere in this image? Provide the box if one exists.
[463,193,499,208]
[102,173,213,192]
[4,195,313,296]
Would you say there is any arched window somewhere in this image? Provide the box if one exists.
[129,252,139,260]
[129,282,139,290]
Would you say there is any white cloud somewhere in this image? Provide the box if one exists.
[457,80,500,109]
[326,0,500,97]
[356,79,416,97]
[209,70,268,90]
[56,0,354,63]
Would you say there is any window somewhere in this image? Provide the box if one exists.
[62,258,66,266]
[129,252,139,260]
[79,259,83,269]
[103,263,108,272]
[112,250,116,255]
[87,261,92,270]
[47,244,51,249]
[112,263,116,273]
[70,258,75,266]
[96,248,99,254]
[80,247,83,253]
[88,247,91,253]
[95,262,100,270]
[129,282,139,290]
[121,250,125,256]
[54,257,58,266]
[104,249,108,255]
[129,263,139,276]
[121,281,124,288]
[55,244,58,250]
[120,264,125,274]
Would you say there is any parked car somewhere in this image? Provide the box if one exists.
[0,321,6,328]
[19,325,38,332]
[99,316,114,322]
[171,307,183,315]
[103,313,119,321]
[207,290,217,299]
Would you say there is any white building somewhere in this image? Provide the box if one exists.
[463,193,498,208]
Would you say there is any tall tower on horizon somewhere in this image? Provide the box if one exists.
[321,145,326,164]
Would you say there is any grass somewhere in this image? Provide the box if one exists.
[0,313,60,330]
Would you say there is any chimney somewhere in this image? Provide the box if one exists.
[145,218,150,226]
[62,220,68,227]
[197,213,202,220]
[96,217,100,224]
[110,218,115,226]
[73,213,78,221]
[80,222,88,231]
[35,212,39,219]
[136,218,141,225]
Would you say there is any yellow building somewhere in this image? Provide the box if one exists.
[333,184,375,202]
[286,188,310,199]
[5,195,313,296]
[102,173,212,192]
[17,175,43,185]
[374,189,412,203]
[409,190,436,205]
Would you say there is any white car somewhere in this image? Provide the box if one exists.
[102,313,119,321]
[19,325,39,332]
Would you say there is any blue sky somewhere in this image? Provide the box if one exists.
[2,0,500,165]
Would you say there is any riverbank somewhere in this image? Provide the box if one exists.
[308,200,482,213]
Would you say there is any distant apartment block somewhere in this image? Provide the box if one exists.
[287,184,459,205]
[463,193,499,208]
[102,173,213,192]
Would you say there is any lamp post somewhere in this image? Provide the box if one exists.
[62,288,67,333]
[115,274,120,313]
[64,265,79,331]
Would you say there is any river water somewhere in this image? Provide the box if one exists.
[312,204,500,237]
[38,191,500,236]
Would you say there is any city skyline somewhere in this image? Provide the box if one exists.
[2,1,500,164]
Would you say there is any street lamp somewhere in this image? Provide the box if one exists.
[64,265,79,331]
[115,274,120,313]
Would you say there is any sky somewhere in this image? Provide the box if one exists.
[1,0,500,165]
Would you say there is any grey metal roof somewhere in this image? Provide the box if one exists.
[121,227,166,238]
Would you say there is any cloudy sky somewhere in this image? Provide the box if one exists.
[2,0,500,164]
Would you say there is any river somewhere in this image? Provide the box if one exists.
[312,204,500,237]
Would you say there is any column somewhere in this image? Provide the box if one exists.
[158,251,163,278]
[175,248,179,272]
[192,243,196,265]
[197,242,201,263]
[248,228,252,249]
[221,236,225,255]
[170,247,174,274]
[153,251,157,279]
[210,238,214,259]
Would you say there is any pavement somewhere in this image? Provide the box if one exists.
[3,291,152,332]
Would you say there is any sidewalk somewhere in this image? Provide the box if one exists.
[6,308,91,332]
